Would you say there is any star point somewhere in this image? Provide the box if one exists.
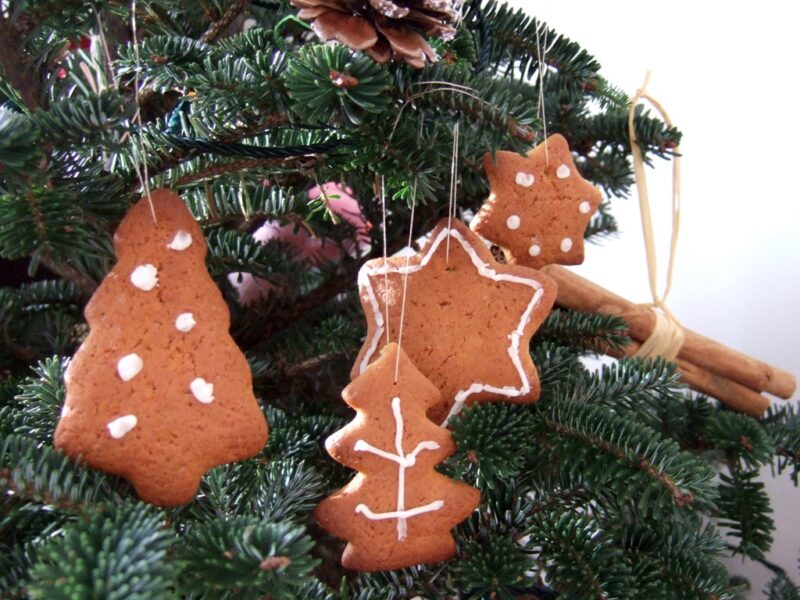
[472,134,603,269]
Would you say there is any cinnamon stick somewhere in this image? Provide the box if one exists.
[604,338,772,417]
[543,265,796,400]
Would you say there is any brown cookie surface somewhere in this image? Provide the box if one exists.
[351,219,557,423]
[54,189,268,506]
[473,134,603,269]
[316,343,480,571]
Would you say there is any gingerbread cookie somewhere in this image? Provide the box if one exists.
[316,343,480,571]
[352,218,557,423]
[472,134,603,269]
[54,189,269,506]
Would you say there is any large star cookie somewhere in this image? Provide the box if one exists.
[352,219,557,423]
[472,134,603,269]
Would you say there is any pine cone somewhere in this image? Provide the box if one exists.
[291,0,460,68]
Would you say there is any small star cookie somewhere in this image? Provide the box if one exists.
[472,134,603,269]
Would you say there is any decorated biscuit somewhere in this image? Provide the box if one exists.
[316,343,480,571]
[352,218,557,423]
[54,189,269,506]
[472,134,603,269]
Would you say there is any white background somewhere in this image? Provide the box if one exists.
[502,0,800,594]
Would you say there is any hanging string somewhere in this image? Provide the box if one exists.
[445,120,460,266]
[380,175,391,344]
[627,71,684,361]
[129,0,156,222]
[535,20,549,163]
[393,180,418,383]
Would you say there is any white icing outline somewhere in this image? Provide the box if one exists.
[353,396,441,540]
[358,227,546,423]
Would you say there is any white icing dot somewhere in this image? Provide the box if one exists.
[560,238,573,252]
[107,415,137,439]
[579,201,592,214]
[117,353,143,381]
[556,164,571,179]
[506,215,521,230]
[528,244,541,257]
[130,264,158,291]
[167,230,192,251]
[175,312,196,333]
[515,171,535,187]
[190,378,214,404]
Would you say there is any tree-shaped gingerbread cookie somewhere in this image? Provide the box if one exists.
[472,133,603,269]
[316,343,480,571]
[54,189,269,506]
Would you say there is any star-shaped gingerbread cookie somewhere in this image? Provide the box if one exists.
[471,134,603,269]
[352,219,557,424]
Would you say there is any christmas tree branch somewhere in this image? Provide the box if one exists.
[40,255,97,294]
[202,0,248,44]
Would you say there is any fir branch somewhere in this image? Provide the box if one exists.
[176,518,318,599]
[0,434,114,513]
[458,534,535,598]
[536,308,630,353]
[202,0,247,44]
[28,503,174,599]
[717,468,775,561]
[175,157,289,185]
[538,399,716,511]
[527,511,634,600]
[450,403,538,485]
[7,356,67,444]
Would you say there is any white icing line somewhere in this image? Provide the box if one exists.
[506,215,521,230]
[352,396,441,540]
[130,264,158,291]
[355,500,444,521]
[175,312,196,332]
[117,353,143,381]
[358,227,546,423]
[556,164,571,179]
[190,377,214,403]
[107,414,137,439]
[515,171,535,187]
[167,230,192,251]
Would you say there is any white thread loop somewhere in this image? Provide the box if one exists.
[445,121,460,266]
[380,176,391,344]
[393,181,418,383]
[130,0,156,222]
[628,71,684,361]
[535,21,549,164]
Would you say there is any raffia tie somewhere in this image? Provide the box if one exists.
[628,72,684,362]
